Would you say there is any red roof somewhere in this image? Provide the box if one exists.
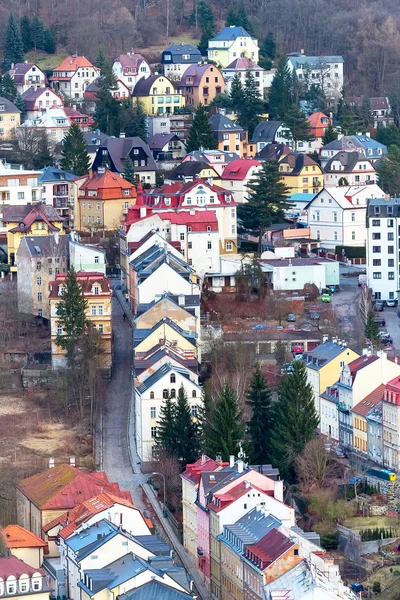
[221,158,261,180]
[0,557,44,579]
[181,456,226,485]
[348,354,379,379]
[49,272,111,299]
[7,202,62,234]
[208,481,272,513]
[115,53,146,75]
[352,384,385,417]
[307,112,331,128]
[80,170,137,200]
[225,57,261,70]
[245,529,294,568]
[53,56,98,72]
[143,179,236,211]
[3,525,46,549]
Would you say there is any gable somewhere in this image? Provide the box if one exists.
[135,298,195,331]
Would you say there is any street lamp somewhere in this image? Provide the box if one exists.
[152,472,166,513]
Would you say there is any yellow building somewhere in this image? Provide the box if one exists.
[3,525,47,569]
[134,317,198,359]
[207,26,260,68]
[0,96,20,139]
[209,113,248,158]
[278,153,324,195]
[49,271,112,371]
[132,74,185,116]
[77,168,137,232]
[352,385,384,454]
[2,203,64,273]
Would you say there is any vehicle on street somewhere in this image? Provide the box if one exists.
[310,311,320,320]
[287,313,296,322]
[293,343,304,354]
[350,583,363,594]
[326,285,337,294]
[280,363,295,374]
[367,468,396,481]
[373,316,386,327]
[335,446,347,458]
[374,300,384,311]
[321,293,331,303]
[386,299,397,307]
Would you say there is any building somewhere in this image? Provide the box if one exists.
[20,88,63,120]
[82,130,111,163]
[0,97,20,139]
[366,401,384,465]
[148,133,186,164]
[19,108,71,145]
[2,203,63,272]
[220,159,261,203]
[346,96,393,128]
[167,161,220,184]
[352,386,384,455]
[222,58,264,98]
[9,63,46,94]
[134,295,198,339]
[118,581,193,600]
[50,55,100,100]
[207,26,259,68]
[366,197,400,303]
[69,233,106,274]
[0,557,51,600]
[180,64,224,107]
[91,138,157,186]
[249,121,290,155]
[3,525,47,569]
[16,463,131,537]
[63,106,94,129]
[305,111,332,152]
[0,162,41,208]
[134,316,198,359]
[83,77,131,103]
[255,142,291,161]
[161,44,202,79]
[320,134,387,167]
[112,53,151,92]
[278,153,323,194]
[132,74,185,116]
[323,151,377,187]
[259,256,339,292]
[49,271,112,370]
[39,166,78,226]
[305,185,384,249]
[16,234,69,319]
[382,376,400,471]
[287,53,344,107]
[181,150,239,176]
[209,114,247,157]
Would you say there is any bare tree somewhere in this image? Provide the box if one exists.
[296,438,344,492]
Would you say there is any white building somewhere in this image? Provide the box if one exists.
[259,256,339,292]
[9,62,46,94]
[112,53,151,92]
[306,185,384,249]
[287,53,344,107]
[207,26,259,68]
[222,58,265,98]
[69,233,106,274]
[323,151,376,187]
[220,158,262,203]
[366,197,400,302]
[19,107,71,144]
[50,55,100,100]
[21,87,64,120]
[161,44,202,79]
[0,162,42,214]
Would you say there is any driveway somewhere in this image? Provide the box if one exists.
[381,307,400,353]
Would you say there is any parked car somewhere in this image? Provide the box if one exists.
[373,316,386,327]
[280,363,295,374]
[374,300,384,311]
[293,343,304,354]
[350,583,364,594]
[326,285,337,294]
[335,447,347,458]
[321,293,331,303]
[287,313,296,322]
[386,299,397,307]
[310,311,320,320]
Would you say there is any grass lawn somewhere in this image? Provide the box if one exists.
[25,50,68,71]
[364,566,400,600]
[344,516,400,533]
[142,34,199,58]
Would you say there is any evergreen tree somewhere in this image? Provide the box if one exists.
[0,74,17,102]
[229,74,244,110]
[120,101,148,140]
[157,393,177,456]
[236,1,253,35]
[260,32,276,60]
[376,123,400,148]
[269,361,318,479]
[30,13,45,51]
[237,70,266,137]
[338,102,364,135]
[238,161,291,252]
[205,381,245,461]
[246,364,273,464]
[43,27,56,54]
[376,145,400,196]
[198,387,213,453]
[365,310,379,345]
[282,104,314,151]
[225,6,237,26]
[55,266,89,361]
[186,103,217,153]
[174,386,200,467]
[123,155,136,184]
[95,48,107,71]
[20,16,32,53]
[268,58,293,120]
[94,57,120,136]
[34,131,53,168]
[197,0,216,55]
[60,122,91,176]
[2,14,24,72]
[322,123,338,145]
[14,93,25,118]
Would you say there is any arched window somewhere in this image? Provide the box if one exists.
[170,373,176,383]
[192,390,197,398]
[150,391,155,399]
[170,389,176,398]
[163,389,169,399]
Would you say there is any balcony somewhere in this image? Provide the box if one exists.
[337,402,350,414]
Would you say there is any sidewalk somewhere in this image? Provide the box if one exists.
[114,289,135,326]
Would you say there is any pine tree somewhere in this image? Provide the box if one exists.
[95,48,107,71]
[322,123,338,145]
[282,104,314,151]
[236,1,253,35]
[174,386,200,467]
[229,74,244,110]
[20,16,32,53]
[261,32,276,60]
[14,93,26,117]
[269,361,319,480]
[34,131,53,168]
[268,58,293,120]
[237,70,266,137]
[123,155,136,184]
[365,310,380,345]
[238,161,291,252]
[376,123,400,148]
[30,13,45,51]
[376,145,400,196]
[0,74,18,102]
[197,0,216,55]
[225,6,237,26]
[94,57,120,136]
[186,103,217,153]
[120,101,148,140]
[55,266,89,361]
[2,14,24,72]
[246,364,272,464]
[205,381,245,462]
[157,393,177,456]
[198,387,213,453]
[60,122,91,176]
[43,27,56,54]
[338,102,364,135]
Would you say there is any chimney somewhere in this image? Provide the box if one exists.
[365,132,371,138]
[201,454,206,464]
[229,455,235,468]
[274,480,284,502]
[97,166,105,174]
[49,457,55,469]
[54,232,59,245]
[244,480,251,489]
[70,456,76,467]
[237,459,243,473]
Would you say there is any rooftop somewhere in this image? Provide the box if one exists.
[0,557,43,580]
[119,580,192,600]
[302,340,354,371]
[352,384,385,417]
[0,96,20,113]
[209,26,255,42]
[221,158,261,180]
[3,525,46,549]
[53,55,98,72]
[245,528,294,567]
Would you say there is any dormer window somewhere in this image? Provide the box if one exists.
[93,285,100,295]
[19,581,28,593]
[6,583,15,595]
[32,579,41,592]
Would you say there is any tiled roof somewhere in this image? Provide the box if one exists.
[53,56,98,72]
[115,53,147,73]
[288,54,344,67]
[208,480,272,513]
[4,203,62,234]
[324,151,375,173]
[209,113,243,133]
[119,580,192,600]
[3,525,46,548]
[80,169,137,198]
[221,158,261,180]
[279,153,320,174]
[39,166,77,182]
[352,384,385,417]
[322,135,387,154]
[181,456,224,484]
[307,111,331,128]
[302,341,355,371]
[222,507,281,549]
[133,317,197,346]
[162,44,201,64]
[225,57,261,70]
[209,26,254,42]
[148,133,180,150]
[136,363,194,394]
[18,234,69,259]
[251,121,283,143]
[0,96,20,113]
[180,63,216,87]
[168,161,217,180]
[96,138,157,174]
[245,528,294,566]
[49,271,110,298]
[133,75,178,97]
[348,354,379,376]
[256,142,291,161]
[0,556,43,579]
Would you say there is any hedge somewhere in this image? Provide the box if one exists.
[335,246,366,259]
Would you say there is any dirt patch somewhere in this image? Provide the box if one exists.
[0,396,26,416]
[21,423,71,454]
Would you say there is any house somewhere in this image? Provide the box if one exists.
[287,53,344,107]
[366,401,384,465]
[112,53,151,92]
[135,363,202,462]
[207,26,259,68]
[255,141,291,161]
[0,162,41,210]
[148,133,186,164]
[166,161,220,184]
[132,74,185,116]
[82,130,111,163]
[16,463,131,537]
[38,166,78,226]
[3,525,47,569]
[170,113,193,143]
[69,233,106,275]
[181,150,239,176]
[382,376,400,471]
[83,77,130,103]
[20,88,63,120]
[352,385,384,456]
[0,557,51,600]
[91,138,157,186]
[180,64,224,107]
[19,107,71,144]
[304,111,332,152]
[161,44,202,79]
[134,317,198,359]
[347,96,393,128]
[209,113,247,157]
[8,63,46,94]
[63,106,94,130]
[2,203,63,272]
[220,158,261,203]
[0,97,20,139]
[320,134,387,167]
[222,57,264,97]
[366,198,400,303]
[323,151,376,187]
[278,153,323,194]
[259,256,339,292]
[16,234,69,319]
[134,342,199,385]
[49,271,112,370]
[50,55,100,100]
[77,168,137,231]
[305,184,385,249]
[249,121,290,155]
[134,295,198,339]
[118,581,193,600]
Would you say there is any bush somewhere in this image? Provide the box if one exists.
[373,581,381,594]
[335,245,366,259]
[320,531,339,550]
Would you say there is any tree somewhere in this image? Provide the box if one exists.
[123,155,136,184]
[14,93,25,117]
[338,102,364,135]
[186,103,217,153]
[55,267,89,361]
[0,74,17,103]
[237,70,266,137]
[60,122,91,175]
[43,27,56,54]
[365,310,380,345]
[260,32,276,61]
[157,393,177,456]
[30,13,45,51]
[17,128,54,169]
[94,56,120,136]
[296,437,342,491]
[120,101,148,140]
[322,123,338,145]
[20,16,32,53]
[95,48,108,71]
[197,0,215,55]
[36,131,54,168]
[268,58,293,120]
[198,387,213,453]
[229,74,244,109]
[376,144,400,195]
[238,161,291,253]
[204,381,245,461]
[376,123,400,148]
[246,364,273,464]
[282,104,314,151]
[236,1,253,35]
[225,6,237,27]
[2,14,24,72]
[269,361,319,479]
[174,386,200,467]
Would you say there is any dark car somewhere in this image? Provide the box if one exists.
[373,317,386,327]
[374,300,384,311]
[287,313,296,322]
[350,583,364,593]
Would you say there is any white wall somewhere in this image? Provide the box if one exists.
[272,263,326,291]
[136,263,200,305]
[367,216,399,301]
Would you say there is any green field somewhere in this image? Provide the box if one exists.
[25,50,68,71]
[345,516,400,533]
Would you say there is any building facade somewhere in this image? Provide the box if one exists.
[180,64,224,107]
[207,26,259,68]
[132,74,185,116]
[50,56,100,100]
[0,97,20,139]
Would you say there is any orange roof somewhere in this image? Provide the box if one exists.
[3,525,46,549]
[80,170,137,200]
[307,112,331,127]
[352,384,385,417]
[54,55,98,72]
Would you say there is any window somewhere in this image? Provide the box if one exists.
[388,272,395,280]
[151,427,157,438]
[191,405,198,417]
[49,267,52,275]
[373,259,381,266]
[151,407,156,418]
[388,259,394,267]
[352,231,355,240]
[207,241,212,250]
[7,583,16,594]
[38,309,42,318]
[388,219,394,228]
[294,549,299,556]
[180,233,185,241]
[150,391,155,399]
[226,241,233,251]
[372,246,381,253]
[57,324,63,335]
[351,212,355,222]
[18,192,25,199]
[98,324,103,333]
[94,286,99,294]
[188,242,192,249]
[37,276,42,285]
[91,306,97,316]
[98,305,103,315]
[388,232,394,241]
[94,256,99,264]
[372,233,381,240]
[163,389,168,398]
[170,389,176,398]
[373,272,382,279]
[37,292,42,301]
[388,246,394,254]
[170,373,176,383]
[333,212,337,222]
[334,231,338,241]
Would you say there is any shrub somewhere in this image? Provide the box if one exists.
[335,245,366,259]
[373,581,381,594]
[320,531,339,550]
